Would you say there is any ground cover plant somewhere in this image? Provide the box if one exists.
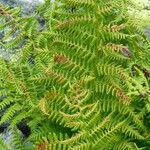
[0,0,150,149]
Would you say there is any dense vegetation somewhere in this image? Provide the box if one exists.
[0,0,150,149]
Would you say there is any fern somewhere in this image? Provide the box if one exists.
[0,0,150,149]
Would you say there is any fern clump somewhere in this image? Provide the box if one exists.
[0,0,150,149]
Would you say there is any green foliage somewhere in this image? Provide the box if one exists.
[0,0,150,149]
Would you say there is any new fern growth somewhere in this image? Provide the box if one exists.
[0,0,150,149]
